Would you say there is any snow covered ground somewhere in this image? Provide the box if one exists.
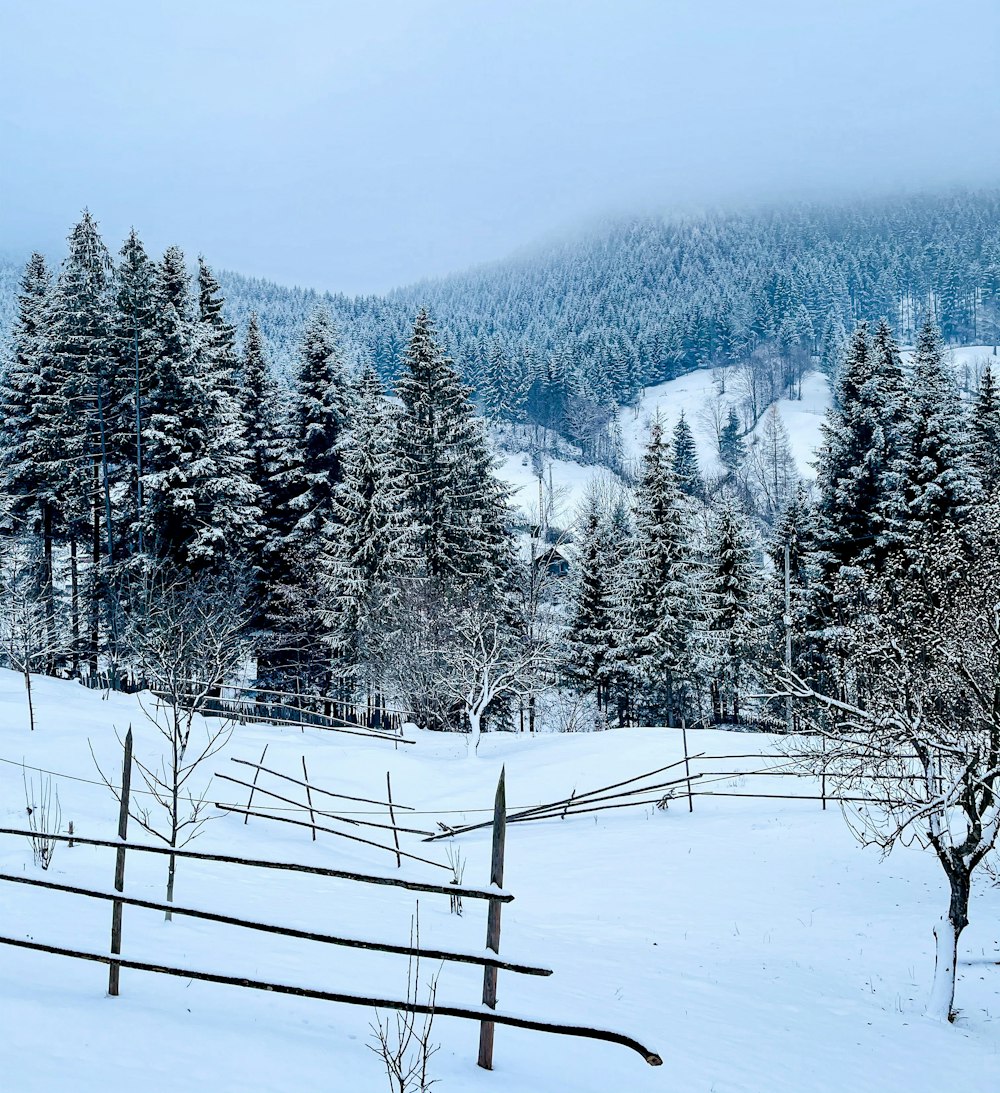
[497,344,999,525]
[0,670,998,1093]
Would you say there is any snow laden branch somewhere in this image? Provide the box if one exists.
[768,513,1000,1022]
[437,605,551,756]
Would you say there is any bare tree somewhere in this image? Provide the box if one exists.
[369,906,439,1093]
[23,770,61,870]
[772,518,1000,1021]
[744,405,799,523]
[439,604,549,756]
[97,568,251,916]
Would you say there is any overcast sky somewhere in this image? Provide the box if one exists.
[0,0,997,294]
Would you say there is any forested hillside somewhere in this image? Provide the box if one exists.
[4,191,1000,461]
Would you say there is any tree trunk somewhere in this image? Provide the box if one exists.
[927,865,971,1021]
[89,465,102,686]
[41,501,55,674]
[23,664,35,732]
[69,539,80,678]
[468,706,482,757]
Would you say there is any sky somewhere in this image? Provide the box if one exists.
[0,0,998,295]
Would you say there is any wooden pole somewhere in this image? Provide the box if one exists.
[108,726,132,997]
[0,827,508,902]
[821,733,827,811]
[301,756,317,842]
[231,758,413,809]
[0,870,551,977]
[386,772,402,869]
[681,716,693,813]
[215,804,451,870]
[784,542,793,734]
[244,744,268,825]
[478,767,507,1070]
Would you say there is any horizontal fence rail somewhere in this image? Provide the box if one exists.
[0,870,551,977]
[0,934,661,1065]
[0,762,661,1073]
[0,827,512,901]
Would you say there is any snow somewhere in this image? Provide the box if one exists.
[497,450,612,524]
[497,345,998,526]
[0,670,998,1092]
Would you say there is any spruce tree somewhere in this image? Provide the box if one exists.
[0,253,59,666]
[616,420,700,726]
[142,247,260,576]
[324,365,408,687]
[563,493,618,712]
[46,212,117,678]
[110,229,158,557]
[703,491,763,725]
[259,307,349,688]
[394,309,513,598]
[815,321,905,574]
[671,411,702,498]
[718,406,746,476]
[880,320,978,573]
[971,363,1000,493]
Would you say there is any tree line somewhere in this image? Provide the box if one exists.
[0,213,514,729]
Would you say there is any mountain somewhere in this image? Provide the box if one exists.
[3,190,999,434]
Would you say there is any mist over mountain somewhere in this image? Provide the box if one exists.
[3,189,999,463]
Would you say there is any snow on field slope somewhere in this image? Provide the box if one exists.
[497,344,999,524]
[0,670,998,1093]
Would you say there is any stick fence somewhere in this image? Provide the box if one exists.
[0,761,660,1075]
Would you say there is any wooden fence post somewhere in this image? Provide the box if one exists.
[681,717,693,812]
[245,744,269,825]
[301,756,317,842]
[108,726,133,997]
[386,772,402,869]
[477,767,506,1070]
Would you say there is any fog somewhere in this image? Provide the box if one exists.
[0,0,997,294]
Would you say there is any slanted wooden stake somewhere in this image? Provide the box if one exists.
[108,727,132,997]
[301,756,317,842]
[478,767,507,1070]
[244,744,269,825]
[386,772,402,869]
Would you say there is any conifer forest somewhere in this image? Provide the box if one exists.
[1,196,999,747]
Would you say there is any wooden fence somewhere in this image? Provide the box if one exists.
[0,744,661,1075]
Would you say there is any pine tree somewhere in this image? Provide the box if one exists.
[324,365,408,687]
[0,253,59,667]
[394,309,513,598]
[617,420,700,726]
[703,491,763,725]
[971,362,1000,493]
[718,406,746,476]
[671,411,702,498]
[880,320,978,573]
[563,493,618,711]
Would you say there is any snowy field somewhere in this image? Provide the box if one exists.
[0,671,998,1093]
